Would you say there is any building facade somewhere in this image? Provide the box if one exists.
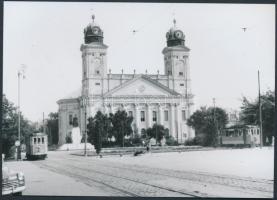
[57,16,194,145]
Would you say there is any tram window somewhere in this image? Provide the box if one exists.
[42,137,44,144]
[38,138,41,144]
[34,138,37,144]
[257,129,260,135]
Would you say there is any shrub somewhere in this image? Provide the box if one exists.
[166,136,178,146]
[131,133,142,146]
[185,135,206,146]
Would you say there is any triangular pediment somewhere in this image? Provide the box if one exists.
[104,75,180,97]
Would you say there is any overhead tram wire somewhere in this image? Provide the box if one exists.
[109,5,176,74]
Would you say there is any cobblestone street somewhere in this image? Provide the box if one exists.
[6,149,273,198]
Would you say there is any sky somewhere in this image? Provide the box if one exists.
[3,2,275,122]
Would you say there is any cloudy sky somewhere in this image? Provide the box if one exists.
[3,2,275,122]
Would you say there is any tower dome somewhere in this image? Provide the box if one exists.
[84,15,104,44]
[166,19,185,47]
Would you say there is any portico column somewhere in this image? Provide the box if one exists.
[135,104,140,135]
[146,104,151,128]
[109,104,112,114]
[158,104,163,124]
[170,103,176,138]
[176,104,182,143]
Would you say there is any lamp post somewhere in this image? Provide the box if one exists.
[155,122,158,145]
[17,65,26,161]
[258,70,263,148]
[82,96,88,156]
[213,98,218,146]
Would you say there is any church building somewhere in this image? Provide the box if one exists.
[57,15,194,145]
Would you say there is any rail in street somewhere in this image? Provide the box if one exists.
[31,152,273,198]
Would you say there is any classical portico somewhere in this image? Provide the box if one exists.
[57,15,194,146]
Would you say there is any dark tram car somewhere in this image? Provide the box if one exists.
[220,125,260,147]
[26,132,48,160]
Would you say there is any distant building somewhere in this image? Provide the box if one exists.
[225,109,240,128]
[57,15,194,145]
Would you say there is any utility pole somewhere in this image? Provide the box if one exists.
[155,123,158,145]
[213,98,218,146]
[258,70,263,148]
[17,71,21,161]
[17,65,26,160]
[43,112,45,133]
[84,109,87,156]
[82,97,88,157]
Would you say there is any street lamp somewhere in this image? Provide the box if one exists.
[82,96,88,156]
[213,98,219,146]
[155,123,158,145]
[258,70,263,148]
[17,65,26,160]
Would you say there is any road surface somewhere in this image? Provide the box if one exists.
[5,149,272,198]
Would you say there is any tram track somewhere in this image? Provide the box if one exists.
[33,154,273,198]
[62,156,273,195]
[36,161,204,197]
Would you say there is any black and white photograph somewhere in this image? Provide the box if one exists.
[2,1,275,198]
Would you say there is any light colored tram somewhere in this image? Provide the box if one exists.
[220,125,261,147]
[26,132,48,160]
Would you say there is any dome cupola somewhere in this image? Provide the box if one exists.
[84,15,104,44]
[166,19,185,47]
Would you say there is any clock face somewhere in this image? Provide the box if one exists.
[175,30,183,39]
[92,27,99,34]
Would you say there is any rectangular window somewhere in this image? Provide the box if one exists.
[95,83,100,85]
[38,138,41,144]
[164,110,168,121]
[153,111,157,122]
[141,111,145,122]
[69,114,73,125]
[34,138,37,144]
[128,111,133,117]
[179,72,183,76]
[180,83,184,86]
[42,137,44,144]
[168,71,172,75]
[96,71,100,74]
[182,110,186,121]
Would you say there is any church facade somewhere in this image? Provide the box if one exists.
[57,16,194,145]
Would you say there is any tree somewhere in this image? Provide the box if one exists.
[87,111,112,153]
[46,112,59,145]
[145,124,166,144]
[187,106,228,146]
[2,94,36,157]
[240,90,275,144]
[110,110,133,147]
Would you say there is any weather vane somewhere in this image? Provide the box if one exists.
[173,18,176,28]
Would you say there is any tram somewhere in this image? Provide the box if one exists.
[26,132,48,160]
[220,125,260,147]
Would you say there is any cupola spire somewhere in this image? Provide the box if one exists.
[165,18,185,47]
[83,14,104,44]
[92,14,95,22]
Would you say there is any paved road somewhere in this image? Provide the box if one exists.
[25,151,273,198]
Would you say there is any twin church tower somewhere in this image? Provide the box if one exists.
[57,15,194,145]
